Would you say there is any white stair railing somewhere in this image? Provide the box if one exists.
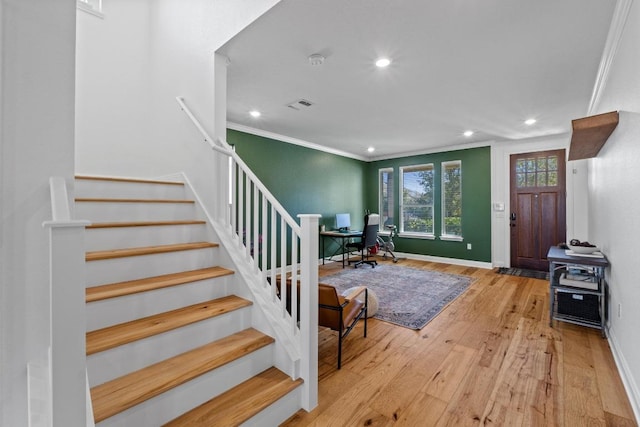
[41,177,92,427]
[176,97,319,411]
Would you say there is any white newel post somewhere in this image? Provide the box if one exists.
[43,177,91,427]
[215,153,229,223]
[297,214,321,411]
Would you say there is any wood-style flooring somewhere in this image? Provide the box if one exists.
[282,258,637,426]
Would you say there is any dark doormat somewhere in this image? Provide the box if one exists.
[496,267,549,280]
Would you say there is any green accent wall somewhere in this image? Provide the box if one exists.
[366,147,492,262]
[227,129,368,230]
[228,129,492,263]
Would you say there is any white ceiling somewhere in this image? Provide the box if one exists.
[219,0,617,160]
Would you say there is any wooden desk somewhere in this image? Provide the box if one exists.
[320,230,362,268]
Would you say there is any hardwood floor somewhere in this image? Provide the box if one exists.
[282,258,637,426]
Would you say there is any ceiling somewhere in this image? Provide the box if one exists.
[218,0,617,160]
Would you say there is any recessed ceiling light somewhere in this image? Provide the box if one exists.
[463,130,474,137]
[367,147,375,153]
[249,110,261,118]
[524,118,536,125]
[375,58,391,68]
[308,54,325,66]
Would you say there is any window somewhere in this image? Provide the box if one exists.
[442,160,462,239]
[379,168,395,230]
[400,164,434,235]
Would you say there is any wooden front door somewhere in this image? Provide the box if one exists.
[510,149,566,271]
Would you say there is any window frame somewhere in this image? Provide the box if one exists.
[378,168,395,233]
[441,160,463,241]
[399,163,435,239]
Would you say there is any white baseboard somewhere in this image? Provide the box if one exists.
[320,251,492,270]
[607,328,640,423]
[392,251,493,270]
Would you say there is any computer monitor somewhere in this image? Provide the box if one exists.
[335,213,351,231]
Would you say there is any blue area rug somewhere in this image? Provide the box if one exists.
[321,264,474,330]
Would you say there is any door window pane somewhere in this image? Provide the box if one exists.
[516,155,560,188]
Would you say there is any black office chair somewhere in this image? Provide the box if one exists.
[346,213,379,268]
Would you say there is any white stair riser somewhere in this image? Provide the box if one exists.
[88,308,253,387]
[84,224,213,252]
[95,345,274,427]
[86,248,219,286]
[76,201,197,223]
[242,387,302,427]
[86,275,235,331]
[75,179,186,200]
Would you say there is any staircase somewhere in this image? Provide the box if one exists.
[76,175,303,426]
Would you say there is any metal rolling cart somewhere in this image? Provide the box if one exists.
[547,246,609,337]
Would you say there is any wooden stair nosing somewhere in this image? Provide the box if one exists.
[90,328,274,423]
[86,242,218,261]
[86,295,252,355]
[75,175,184,186]
[86,266,235,303]
[162,367,303,427]
[76,197,195,204]
[86,220,206,229]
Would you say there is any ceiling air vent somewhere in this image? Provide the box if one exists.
[287,99,314,110]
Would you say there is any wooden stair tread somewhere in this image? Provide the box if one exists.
[86,267,234,303]
[90,328,274,423]
[86,295,252,355]
[86,220,206,229]
[163,367,303,427]
[76,197,194,204]
[86,242,218,261]
[75,175,184,185]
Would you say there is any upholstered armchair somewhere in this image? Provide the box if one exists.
[318,284,368,369]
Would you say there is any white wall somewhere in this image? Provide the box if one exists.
[587,0,640,418]
[75,0,280,176]
[0,1,77,425]
[76,0,280,218]
[75,1,153,175]
[0,1,281,425]
[490,134,580,268]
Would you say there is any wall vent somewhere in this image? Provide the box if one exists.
[287,99,314,110]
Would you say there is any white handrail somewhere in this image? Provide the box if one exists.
[218,136,301,233]
[176,96,318,411]
[175,96,231,156]
[175,96,300,232]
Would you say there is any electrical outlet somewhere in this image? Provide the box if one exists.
[618,303,622,318]
[466,243,472,250]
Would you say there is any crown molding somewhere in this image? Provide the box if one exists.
[587,0,634,115]
[228,122,500,162]
[368,140,495,161]
[227,122,369,161]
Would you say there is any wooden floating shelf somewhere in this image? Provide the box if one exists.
[568,111,619,161]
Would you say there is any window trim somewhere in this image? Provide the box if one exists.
[399,163,435,238]
[441,160,463,239]
[378,167,394,232]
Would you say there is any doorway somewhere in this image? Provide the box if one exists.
[510,149,566,271]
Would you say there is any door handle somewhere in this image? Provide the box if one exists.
[510,212,516,221]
